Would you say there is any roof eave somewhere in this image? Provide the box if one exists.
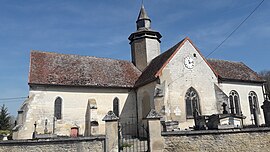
[218,77,265,84]
[28,83,135,89]
[134,77,158,88]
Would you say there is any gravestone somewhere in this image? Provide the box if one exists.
[261,99,270,126]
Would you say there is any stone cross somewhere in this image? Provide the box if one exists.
[222,102,228,114]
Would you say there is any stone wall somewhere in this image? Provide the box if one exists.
[0,136,105,152]
[15,85,137,139]
[162,128,270,152]
[159,40,219,129]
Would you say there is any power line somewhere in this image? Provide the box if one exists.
[0,97,28,101]
[205,0,265,58]
[168,0,265,86]
[0,97,27,104]
[0,100,25,104]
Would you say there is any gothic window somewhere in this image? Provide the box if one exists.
[185,87,200,118]
[113,97,119,117]
[248,91,260,115]
[229,91,241,115]
[54,97,62,120]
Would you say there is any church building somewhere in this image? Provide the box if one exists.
[13,5,266,139]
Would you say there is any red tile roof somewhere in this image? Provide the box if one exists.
[29,51,141,88]
[29,38,264,89]
[207,59,264,83]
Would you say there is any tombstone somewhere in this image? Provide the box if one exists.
[219,114,245,129]
[194,116,207,130]
[206,114,220,130]
[193,108,206,130]
[261,99,270,126]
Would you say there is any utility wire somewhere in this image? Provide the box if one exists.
[0,97,28,101]
[0,97,27,104]
[168,0,265,86]
[0,100,25,104]
[205,0,265,58]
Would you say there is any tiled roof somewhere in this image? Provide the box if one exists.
[135,37,264,87]
[207,59,264,83]
[29,38,264,89]
[29,51,141,88]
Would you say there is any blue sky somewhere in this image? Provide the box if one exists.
[0,0,269,115]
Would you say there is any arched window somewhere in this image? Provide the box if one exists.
[54,97,62,120]
[248,91,260,115]
[113,97,119,117]
[229,91,241,115]
[185,87,200,118]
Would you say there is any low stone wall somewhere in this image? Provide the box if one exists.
[0,136,105,152]
[162,127,270,152]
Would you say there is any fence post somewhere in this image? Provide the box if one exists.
[102,111,119,152]
[146,109,164,152]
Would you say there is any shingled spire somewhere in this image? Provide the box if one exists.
[136,5,151,30]
[129,5,162,71]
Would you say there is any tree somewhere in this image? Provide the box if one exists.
[259,70,270,99]
[0,104,11,130]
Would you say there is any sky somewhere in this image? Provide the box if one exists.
[0,0,269,116]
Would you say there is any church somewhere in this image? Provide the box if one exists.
[13,5,266,139]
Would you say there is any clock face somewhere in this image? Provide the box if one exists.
[184,56,195,69]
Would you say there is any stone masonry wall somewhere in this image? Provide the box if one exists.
[0,136,105,152]
[163,128,270,152]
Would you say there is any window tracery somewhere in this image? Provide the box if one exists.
[185,87,200,118]
[229,90,241,115]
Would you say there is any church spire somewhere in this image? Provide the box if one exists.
[136,4,151,30]
[129,4,162,71]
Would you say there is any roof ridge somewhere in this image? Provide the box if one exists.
[207,58,241,63]
[31,50,133,64]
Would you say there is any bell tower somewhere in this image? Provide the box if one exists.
[129,5,162,71]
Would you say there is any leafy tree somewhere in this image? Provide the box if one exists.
[0,104,11,130]
[259,70,270,99]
